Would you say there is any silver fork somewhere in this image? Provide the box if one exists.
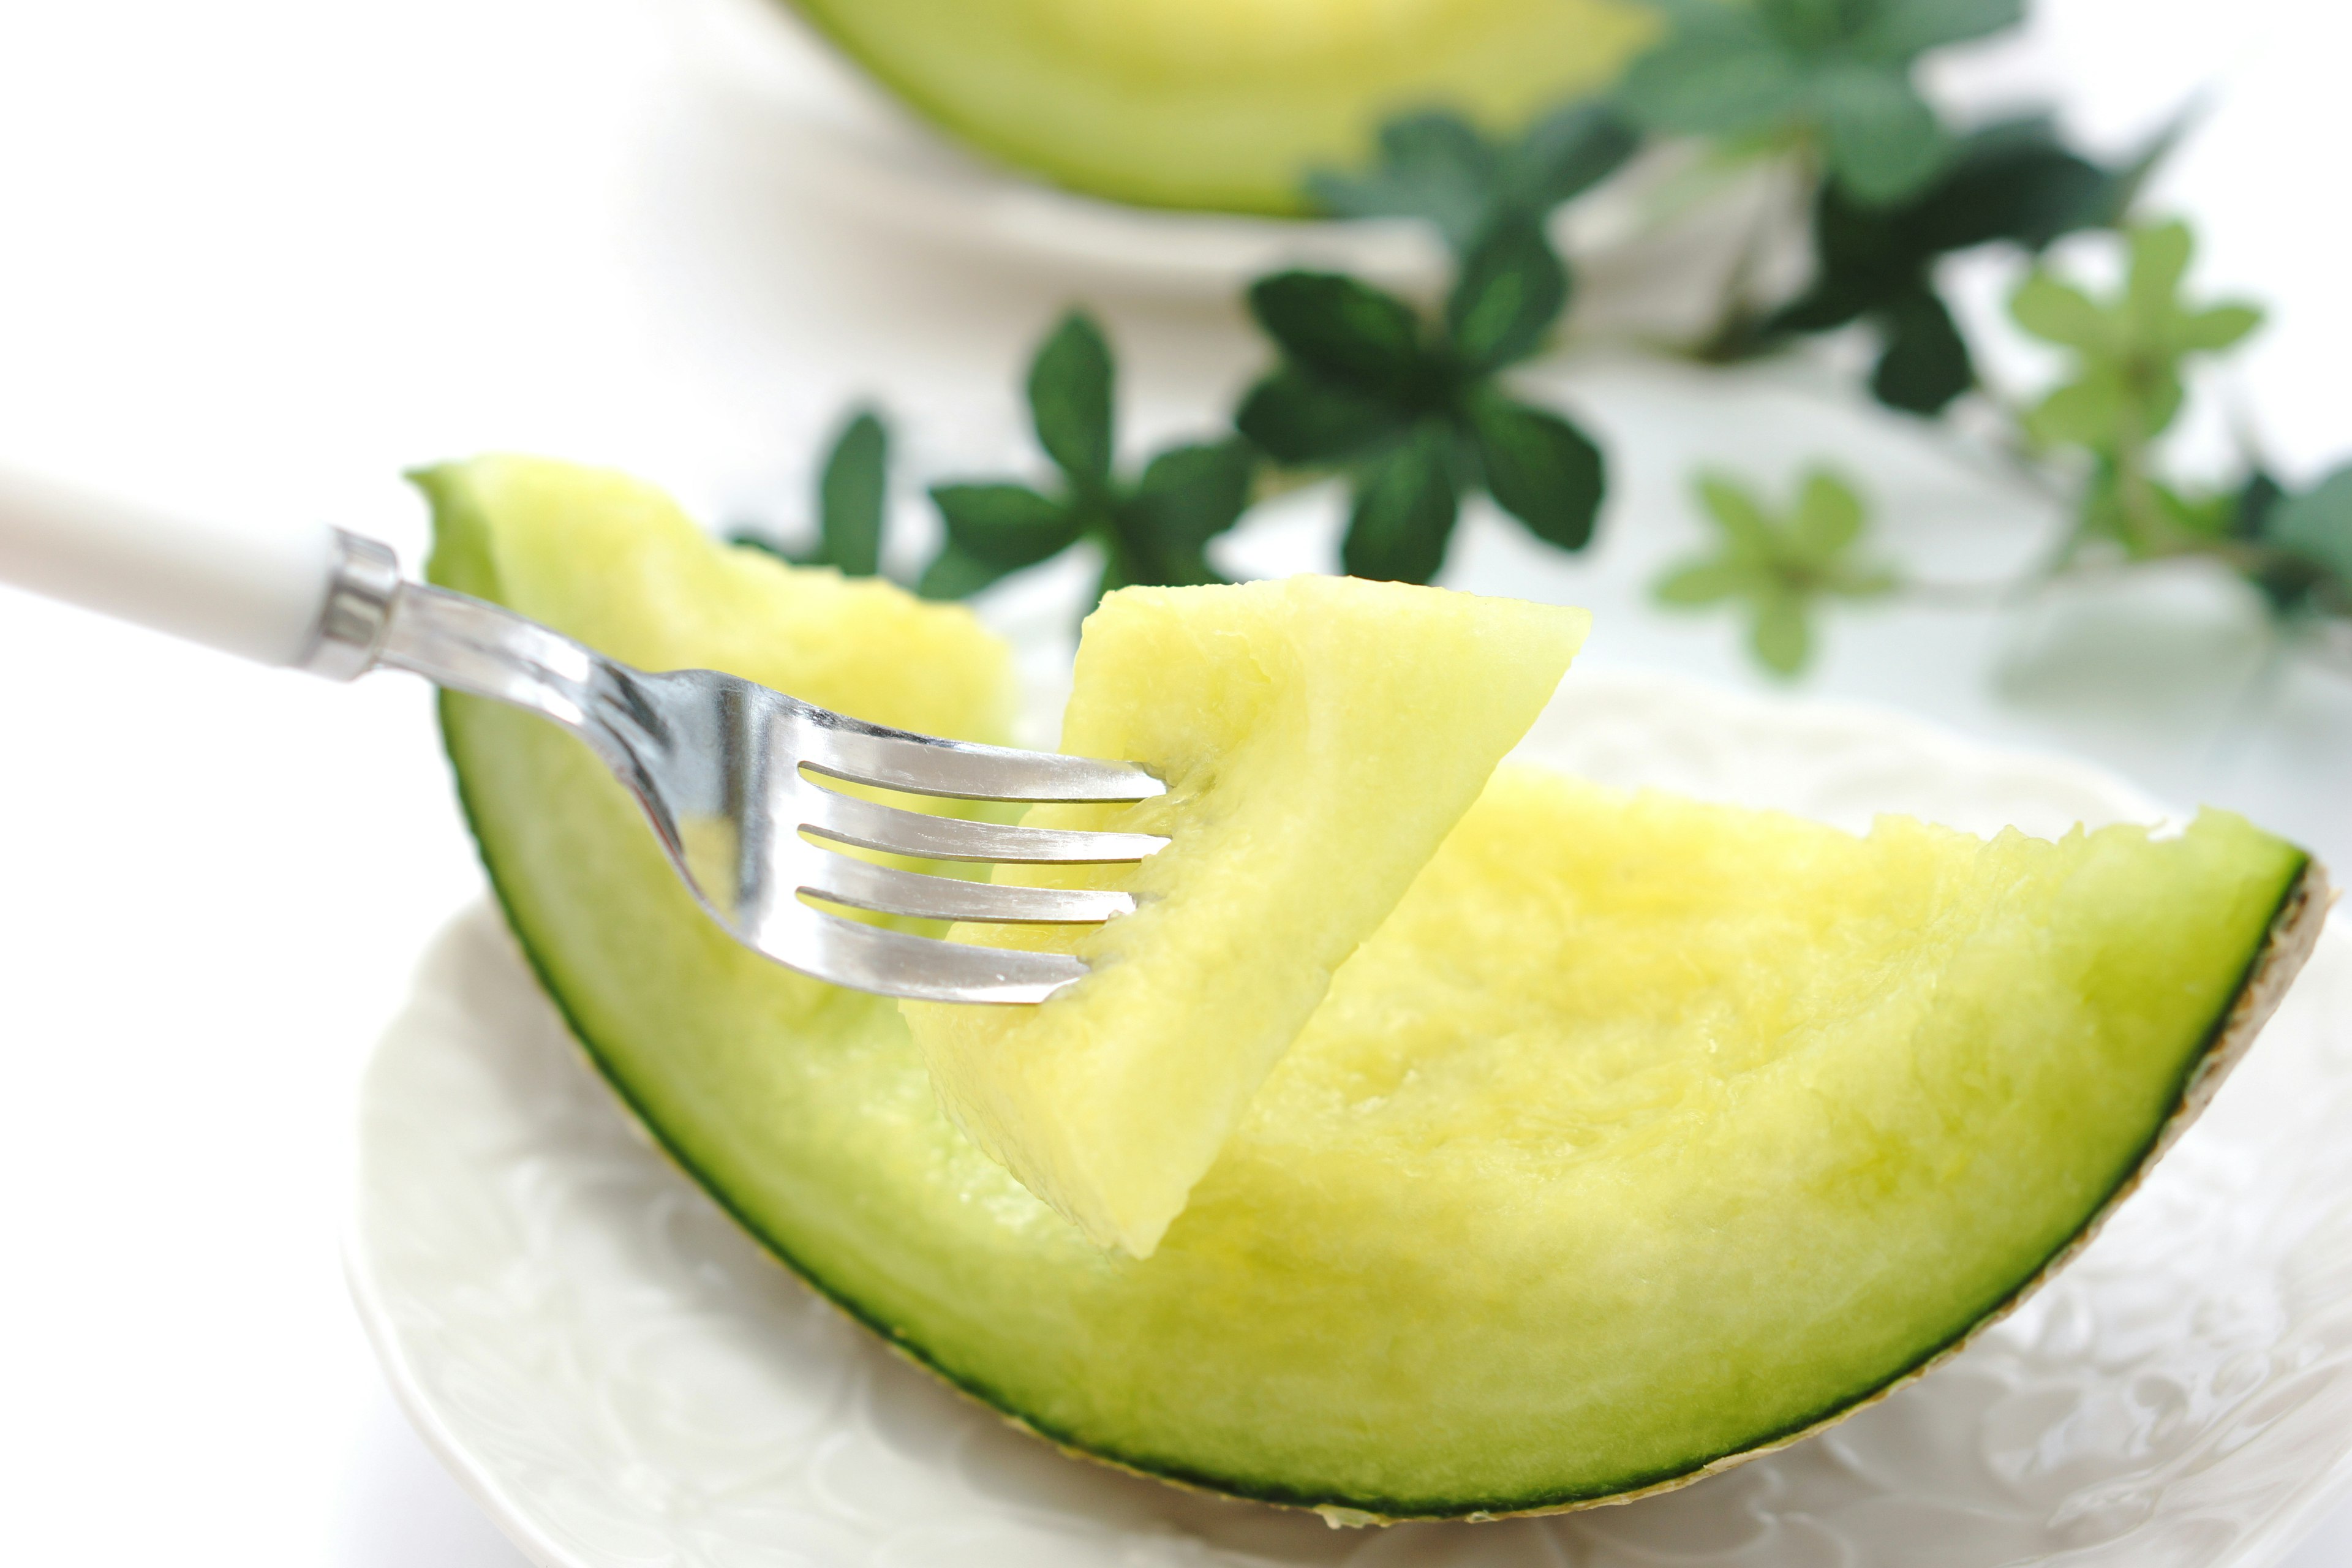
[0,466,1164,1003]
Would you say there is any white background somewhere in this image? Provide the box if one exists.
[0,0,2347,1561]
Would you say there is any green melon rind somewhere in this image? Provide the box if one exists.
[1514,856,2334,1519]
[433,706,2330,1521]
[418,445,2328,1521]
[773,0,1655,214]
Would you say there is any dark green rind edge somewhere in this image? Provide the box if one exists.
[440,690,2325,1520]
[774,0,1307,217]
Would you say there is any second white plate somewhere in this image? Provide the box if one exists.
[352,669,2352,1568]
[664,0,1790,328]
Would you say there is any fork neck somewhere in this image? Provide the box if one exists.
[372,579,606,736]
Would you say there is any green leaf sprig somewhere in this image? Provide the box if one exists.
[2009,219,2263,558]
[919,311,1257,606]
[1306,100,1640,257]
[1618,0,2023,206]
[2252,469,2352,620]
[731,408,892,576]
[1236,218,1606,582]
[1654,467,1896,674]
[1656,217,2350,680]
[1760,117,2156,412]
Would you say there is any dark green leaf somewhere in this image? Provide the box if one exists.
[1910,120,2109,251]
[1869,285,1972,413]
[2094,107,2194,227]
[1814,64,1950,205]
[1852,0,2023,62]
[1618,1,1805,135]
[1246,272,1424,394]
[1446,216,1569,371]
[726,527,795,564]
[1105,532,1223,591]
[1768,119,2125,347]
[929,483,1079,569]
[1126,439,1256,553]
[1466,393,1604,550]
[1026,312,1116,488]
[1093,541,1144,605]
[1342,426,1460,582]
[916,543,1010,600]
[1235,366,1412,465]
[815,409,888,576]
[1306,110,1499,252]
[2267,466,2352,586]
[1501,100,1643,214]
[2229,469,2285,542]
[1754,0,1849,48]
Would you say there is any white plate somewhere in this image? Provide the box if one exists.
[665,0,1798,327]
[352,669,2352,1568]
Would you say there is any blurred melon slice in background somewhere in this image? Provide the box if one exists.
[775,0,1657,214]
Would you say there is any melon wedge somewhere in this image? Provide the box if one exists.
[426,456,2326,1517]
[905,578,1586,1257]
[781,0,1656,214]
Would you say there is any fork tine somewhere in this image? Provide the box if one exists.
[801,785,1168,865]
[799,717,1166,804]
[800,854,1136,925]
[788,908,1088,1003]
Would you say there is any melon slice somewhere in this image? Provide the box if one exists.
[780,0,1656,213]
[905,578,1587,1257]
[426,456,2326,1517]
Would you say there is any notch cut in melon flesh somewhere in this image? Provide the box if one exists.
[904,577,1588,1257]
[426,456,2324,1517]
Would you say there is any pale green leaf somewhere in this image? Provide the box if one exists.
[2024,374,2128,448]
[1654,559,1754,605]
[1791,469,1866,559]
[1696,473,1776,552]
[2008,272,2108,350]
[2124,220,2193,331]
[1751,592,1813,675]
[2173,302,2263,353]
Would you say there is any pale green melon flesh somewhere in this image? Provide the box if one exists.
[425,456,2313,1516]
[780,0,1656,213]
[906,577,1587,1258]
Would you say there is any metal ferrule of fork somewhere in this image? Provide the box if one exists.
[312,530,1166,1005]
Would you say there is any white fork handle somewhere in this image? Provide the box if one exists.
[0,461,349,668]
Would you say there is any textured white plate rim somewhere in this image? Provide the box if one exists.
[345,1235,578,1568]
[350,665,2352,1568]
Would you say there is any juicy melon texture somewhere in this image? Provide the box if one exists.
[783,0,1656,213]
[416,456,1015,744]
[426,457,2310,1515]
[903,577,1588,1257]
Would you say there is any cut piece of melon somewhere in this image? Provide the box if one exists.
[905,578,1588,1257]
[427,456,2326,1518]
[780,0,1657,214]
